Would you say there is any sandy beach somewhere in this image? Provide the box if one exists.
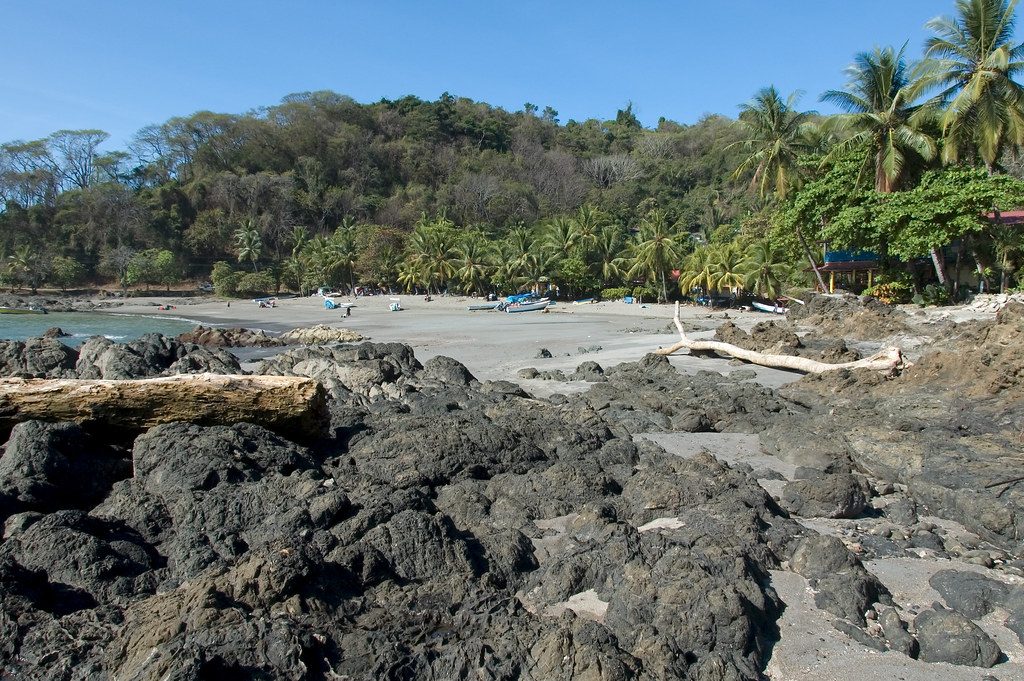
[115,293,806,390]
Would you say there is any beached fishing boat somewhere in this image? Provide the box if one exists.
[751,301,786,314]
[0,306,46,315]
[467,302,500,311]
[505,299,550,313]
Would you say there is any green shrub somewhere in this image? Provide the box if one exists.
[600,287,630,300]
[863,280,913,305]
[214,272,242,297]
[632,284,658,301]
[211,261,234,285]
[912,283,951,307]
[235,272,275,296]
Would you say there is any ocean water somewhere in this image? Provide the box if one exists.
[0,311,200,346]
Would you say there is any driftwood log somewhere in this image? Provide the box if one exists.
[0,373,327,441]
[655,302,907,374]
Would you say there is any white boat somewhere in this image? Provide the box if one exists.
[505,299,550,313]
[752,301,786,314]
[467,302,501,311]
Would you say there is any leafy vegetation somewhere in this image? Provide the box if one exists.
[2,0,1024,301]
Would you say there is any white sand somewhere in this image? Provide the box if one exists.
[116,294,803,386]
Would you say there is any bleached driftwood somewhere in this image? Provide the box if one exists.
[655,302,907,374]
[0,373,327,440]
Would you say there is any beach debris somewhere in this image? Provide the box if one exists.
[656,302,907,374]
[278,325,364,344]
[0,373,327,442]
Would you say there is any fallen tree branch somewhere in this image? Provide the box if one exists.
[0,373,327,441]
[655,302,907,374]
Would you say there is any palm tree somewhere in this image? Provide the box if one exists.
[709,243,746,293]
[453,232,495,295]
[678,245,716,295]
[742,240,789,299]
[498,226,538,291]
[626,209,687,302]
[303,235,344,289]
[7,244,39,293]
[732,87,828,291]
[542,216,580,261]
[822,45,937,192]
[571,204,606,252]
[922,0,1024,170]
[234,221,263,271]
[593,226,629,286]
[731,86,817,200]
[331,227,359,293]
[405,216,457,294]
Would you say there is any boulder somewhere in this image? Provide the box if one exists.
[0,421,129,513]
[781,473,868,519]
[929,570,1008,620]
[915,606,1001,667]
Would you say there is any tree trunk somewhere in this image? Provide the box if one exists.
[661,270,668,303]
[0,373,327,442]
[797,224,827,291]
[930,246,951,290]
[968,238,989,293]
[655,302,907,374]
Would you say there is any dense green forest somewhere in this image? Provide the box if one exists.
[3,0,1024,302]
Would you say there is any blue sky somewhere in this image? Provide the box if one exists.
[0,1,989,150]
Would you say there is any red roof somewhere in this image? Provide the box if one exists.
[986,210,1024,224]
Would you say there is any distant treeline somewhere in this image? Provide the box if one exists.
[3,0,1024,301]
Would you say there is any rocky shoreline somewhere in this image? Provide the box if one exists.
[0,295,1022,679]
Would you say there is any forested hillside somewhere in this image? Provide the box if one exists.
[0,95,754,296]
[3,0,1024,301]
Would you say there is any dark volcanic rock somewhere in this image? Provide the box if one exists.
[716,320,802,354]
[0,338,78,378]
[781,473,868,519]
[929,570,1009,620]
[789,535,888,624]
[177,325,283,347]
[0,421,129,514]
[0,340,871,680]
[420,354,476,386]
[915,606,1001,667]
[75,333,242,379]
[578,354,801,434]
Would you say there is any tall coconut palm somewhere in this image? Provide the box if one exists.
[732,87,827,291]
[593,226,629,286]
[571,204,606,252]
[542,216,581,261]
[742,240,789,299]
[922,0,1024,170]
[626,209,687,303]
[678,245,716,295]
[234,221,263,271]
[709,243,746,293]
[406,216,458,294]
[498,226,538,290]
[731,86,817,200]
[454,232,495,295]
[822,45,938,193]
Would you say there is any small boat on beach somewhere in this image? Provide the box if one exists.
[751,300,786,314]
[467,302,501,311]
[504,299,550,313]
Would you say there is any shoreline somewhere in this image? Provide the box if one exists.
[110,294,806,387]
